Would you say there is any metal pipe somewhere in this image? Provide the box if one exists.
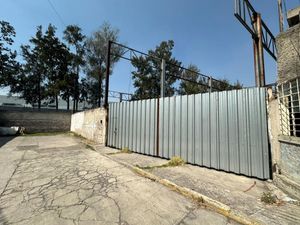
[104,40,112,147]
[161,59,166,98]
[257,14,266,87]
[104,40,112,109]
[119,93,123,102]
[252,13,260,87]
[110,41,234,88]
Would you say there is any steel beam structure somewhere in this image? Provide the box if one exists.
[234,0,277,87]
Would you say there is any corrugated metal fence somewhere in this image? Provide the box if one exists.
[107,88,270,179]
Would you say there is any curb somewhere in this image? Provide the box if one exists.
[87,144,263,225]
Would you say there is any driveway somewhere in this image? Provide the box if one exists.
[0,134,238,225]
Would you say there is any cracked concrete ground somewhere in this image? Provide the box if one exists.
[96,147,300,225]
[0,134,239,225]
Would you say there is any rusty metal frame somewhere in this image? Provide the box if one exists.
[234,0,277,61]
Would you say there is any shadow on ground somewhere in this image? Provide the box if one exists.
[0,208,8,225]
[0,136,16,148]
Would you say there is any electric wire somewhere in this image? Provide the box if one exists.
[47,0,66,27]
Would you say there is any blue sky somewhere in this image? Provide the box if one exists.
[1,0,300,94]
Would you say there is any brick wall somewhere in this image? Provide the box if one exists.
[0,108,72,133]
[276,24,300,84]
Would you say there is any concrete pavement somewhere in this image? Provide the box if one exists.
[95,146,300,225]
[0,134,238,225]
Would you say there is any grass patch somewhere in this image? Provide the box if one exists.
[261,192,277,204]
[107,147,132,155]
[167,156,185,167]
[120,148,132,154]
[136,156,185,170]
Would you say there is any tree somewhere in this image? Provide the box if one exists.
[11,26,47,108]
[85,22,124,107]
[0,21,19,87]
[212,78,243,91]
[43,24,70,110]
[131,40,182,99]
[177,64,208,95]
[63,25,85,112]
[10,25,70,109]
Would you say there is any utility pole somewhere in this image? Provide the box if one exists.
[278,0,284,33]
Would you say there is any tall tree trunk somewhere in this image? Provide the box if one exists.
[55,95,58,110]
[75,70,79,111]
[73,98,76,113]
[73,67,79,112]
[38,74,41,110]
[67,96,69,110]
[73,73,76,113]
[98,68,102,107]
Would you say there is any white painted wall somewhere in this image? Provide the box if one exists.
[71,108,106,144]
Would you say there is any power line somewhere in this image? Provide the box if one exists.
[47,0,66,27]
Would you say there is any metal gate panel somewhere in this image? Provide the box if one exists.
[107,88,270,179]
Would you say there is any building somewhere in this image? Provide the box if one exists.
[274,6,300,199]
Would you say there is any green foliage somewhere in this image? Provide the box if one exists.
[131,40,182,99]
[167,156,185,166]
[261,192,277,204]
[178,64,208,95]
[85,22,124,107]
[1,20,244,110]
[0,21,20,87]
[11,26,47,108]
[63,25,86,111]
[43,25,70,109]
[10,25,71,109]
[212,78,243,91]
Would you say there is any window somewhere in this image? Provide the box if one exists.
[278,77,300,137]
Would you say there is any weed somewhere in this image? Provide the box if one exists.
[136,156,185,170]
[261,192,277,204]
[167,156,185,167]
[120,147,132,154]
[107,147,132,155]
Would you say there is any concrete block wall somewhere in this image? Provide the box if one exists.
[0,108,71,133]
[280,140,300,183]
[276,23,300,84]
[274,23,300,199]
[262,92,300,199]
[71,108,106,145]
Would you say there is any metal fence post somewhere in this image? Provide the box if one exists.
[209,76,212,93]
[104,40,112,147]
[119,93,123,102]
[161,59,166,98]
[104,40,112,109]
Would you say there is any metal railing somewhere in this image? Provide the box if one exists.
[278,77,300,137]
